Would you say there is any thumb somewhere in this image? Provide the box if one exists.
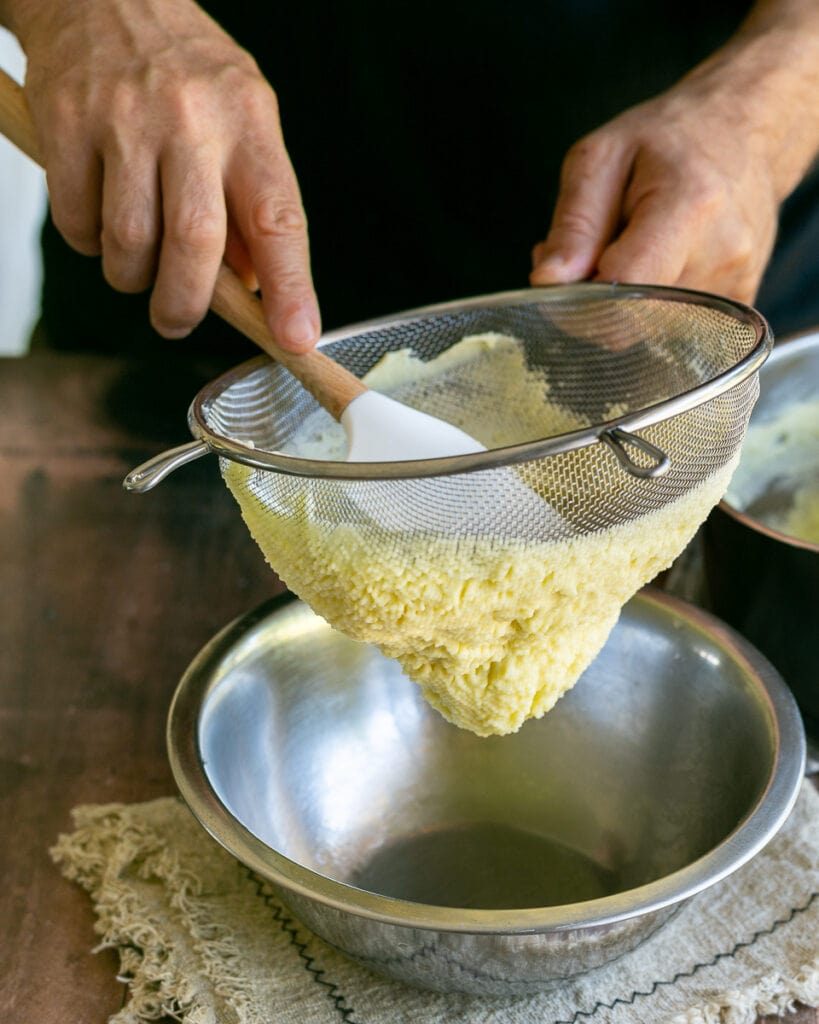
[531,134,632,285]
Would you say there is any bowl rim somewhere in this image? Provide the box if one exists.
[167,589,805,935]
[718,327,819,554]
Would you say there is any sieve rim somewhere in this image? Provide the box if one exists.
[188,282,772,480]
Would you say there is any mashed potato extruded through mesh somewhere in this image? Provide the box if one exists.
[223,334,736,737]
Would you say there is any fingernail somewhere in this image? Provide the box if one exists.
[152,319,193,340]
[282,310,318,351]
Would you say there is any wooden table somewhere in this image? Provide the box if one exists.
[1,351,815,1023]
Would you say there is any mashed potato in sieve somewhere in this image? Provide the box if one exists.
[223,334,735,736]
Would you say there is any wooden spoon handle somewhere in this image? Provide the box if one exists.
[0,69,36,162]
[0,67,365,420]
[210,266,365,419]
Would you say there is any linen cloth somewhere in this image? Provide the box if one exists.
[51,782,819,1024]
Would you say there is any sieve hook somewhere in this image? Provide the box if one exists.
[123,441,209,493]
[600,428,670,479]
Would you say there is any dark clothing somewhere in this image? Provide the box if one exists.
[40,1,819,355]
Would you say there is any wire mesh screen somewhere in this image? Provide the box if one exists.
[200,288,764,543]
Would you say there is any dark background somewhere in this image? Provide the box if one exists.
[38,0,819,359]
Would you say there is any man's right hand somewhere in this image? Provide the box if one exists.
[1,0,320,350]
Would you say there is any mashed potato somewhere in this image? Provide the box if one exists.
[781,484,819,544]
[224,335,734,736]
[727,398,819,546]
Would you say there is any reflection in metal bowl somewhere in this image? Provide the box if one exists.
[167,591,803,995]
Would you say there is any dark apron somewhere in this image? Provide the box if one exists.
[39,0,819,354]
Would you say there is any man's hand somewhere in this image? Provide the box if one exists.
[2,0,319,349]
[531,0,819,304]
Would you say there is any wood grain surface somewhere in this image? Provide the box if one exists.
[0,351,815,1023]
[0,351,280,1021]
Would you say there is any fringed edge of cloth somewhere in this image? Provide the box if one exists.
[669,958,819,1024]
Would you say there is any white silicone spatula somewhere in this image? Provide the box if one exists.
[0,68,485,465]
[210,267,486,463]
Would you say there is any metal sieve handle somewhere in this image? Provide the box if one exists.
[124,441,209,492]
[600,428,670,479]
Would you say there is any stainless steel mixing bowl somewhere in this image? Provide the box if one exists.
[168,590,804,996]
[704,328,819,738]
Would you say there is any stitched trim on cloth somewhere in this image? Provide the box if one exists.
[243,868,360,1024]
[49,793,819,1024]
[550,892,819,1024]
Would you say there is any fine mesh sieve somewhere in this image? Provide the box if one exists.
[125,284,770,545]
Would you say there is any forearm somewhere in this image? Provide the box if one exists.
[0,0,225,63]
[680,0,819,200]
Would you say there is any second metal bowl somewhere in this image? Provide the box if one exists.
[705,328,819,737]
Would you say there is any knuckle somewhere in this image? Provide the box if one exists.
[109,81,142,121]
[554,207,599,241]
[167,77,212,125]
[40,73,93,122]
[161,61,279,128]
[239,77,280,121]
[48,90,81,127]
[711,216,757,274]
[690,174,728,217]
[563,132,610,175]
[166,206,225,255]
[722,237,755,274]
[266,272,313,302]
[733,225,756,262]
[250,192,307,238]
[214,48,263,83]
[107,210,154,253]
[51,207,100,254]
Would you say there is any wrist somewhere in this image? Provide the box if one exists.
[679,15,819,201]
[0,0,73,48]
